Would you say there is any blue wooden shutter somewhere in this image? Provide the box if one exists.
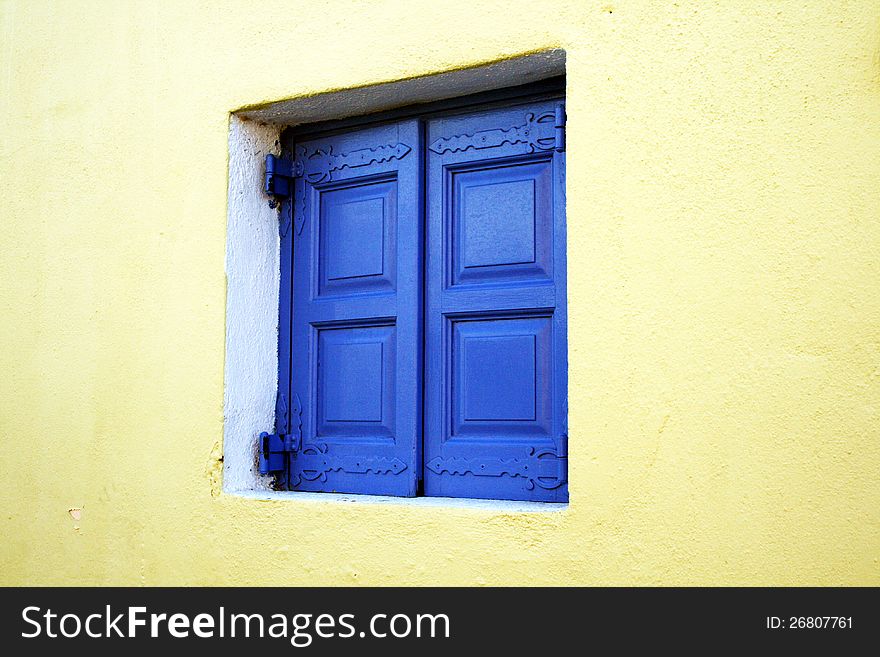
[424,101,568,502]
[288,120,423,496]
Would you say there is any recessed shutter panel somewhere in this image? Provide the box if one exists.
[424,101,568,502]
[288,120,422,496]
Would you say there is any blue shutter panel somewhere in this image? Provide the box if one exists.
[424,101,568,502]
[288,120,423,496]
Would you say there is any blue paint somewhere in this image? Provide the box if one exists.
[453,160,553,286]
[272,95,567,501]
[424,100,568,502]
[264,153,294,200]
[319,181,396,297]
[288,120,422,496]
[269,146,295,485]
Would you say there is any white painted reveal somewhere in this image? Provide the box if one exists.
[223,116,281,492]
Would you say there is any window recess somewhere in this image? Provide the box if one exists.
[259,86,567,502]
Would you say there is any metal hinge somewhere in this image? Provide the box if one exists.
[555,103,566,153]
[259,391,302,475]
[425,447,567,491]
[264,153,299,204]
[258,431,301,475]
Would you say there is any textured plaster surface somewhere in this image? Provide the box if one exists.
[1,0,879,585]
[222,116,279,494]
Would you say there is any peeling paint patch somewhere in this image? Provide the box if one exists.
[206,440,224,498]
[68,507,83,534]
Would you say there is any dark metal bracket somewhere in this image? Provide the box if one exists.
[259,431,302,475]
[264,154,296,207]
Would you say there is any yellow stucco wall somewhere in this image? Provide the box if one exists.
[2,0,879,586]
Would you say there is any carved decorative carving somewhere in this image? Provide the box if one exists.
[295,142,411,184]
[291,392,303,442]
[275,391,289,435]
[280,199,292,238]
[295,177,306,235]
[292,142,411,234]
[293,442,407,484]
[425,447,566,490]
[428,111,557,155]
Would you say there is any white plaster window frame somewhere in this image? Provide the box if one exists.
[222,51,567,511]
